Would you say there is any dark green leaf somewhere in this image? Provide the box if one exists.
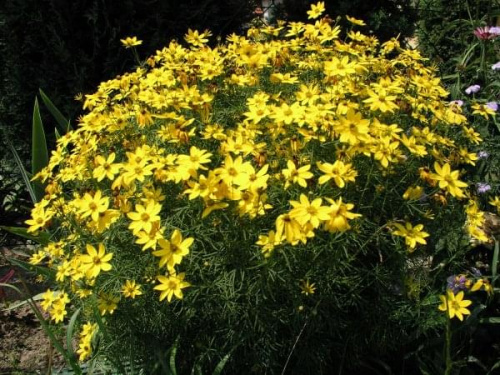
[7,257,55,280]
[66,308,82,361]
[7,141,37,203]
[0,226,50,245]
[32,97,49,201]
[39,89,72,133]
[212,353,231,375]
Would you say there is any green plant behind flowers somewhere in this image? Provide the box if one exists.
[21,3,489,373]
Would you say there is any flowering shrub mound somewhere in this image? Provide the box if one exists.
[26,4,488,373]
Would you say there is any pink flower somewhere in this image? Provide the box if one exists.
[492,61,500,70]
[474,26,500,40]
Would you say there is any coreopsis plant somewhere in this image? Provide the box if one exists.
[25,3,486,373]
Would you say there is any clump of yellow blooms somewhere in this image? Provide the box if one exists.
[25,2,488,362]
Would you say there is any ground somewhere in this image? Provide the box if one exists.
[0,247,64,374]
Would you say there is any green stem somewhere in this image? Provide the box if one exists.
[479,41,486,83]
[444,315,453,375]
[132,48,142,67]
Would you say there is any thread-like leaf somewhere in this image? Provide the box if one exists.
[32,97,49,201]
[39,89,72,133]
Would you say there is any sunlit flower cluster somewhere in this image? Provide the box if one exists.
[25,2,483,356]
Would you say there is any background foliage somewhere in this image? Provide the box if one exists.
[273,0,417,42]
[417,0,499,80]
[0,0,257,228]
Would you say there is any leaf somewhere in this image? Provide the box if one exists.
[492,240,499,280]
[0,282,23,297]
[7,257,55,280]
[66,308,82,361]
[169,338,179,375]
[487,359,500,375]
[212,353,231,375]
[192,364,203,375]
[2,292,44,312]
[479,317,500,324]
[7,141,37,203]
[39,89,72,133]
[32,97,49,201]
[0,226,50,245]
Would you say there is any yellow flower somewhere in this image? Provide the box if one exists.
[471,103,496,119]
[471,279,493,295]
[98,293,119,315]
[300,280,316,295]
[275,213,303,245]
[392,222,429,251]
[438,290,472,321]
[363,88,399,113]
[317,160,357,188]
[120,36,142,48]
[49,299,67,323]
[403,186,424,200]
[346,15,366,26]
[324,197,361,232]
[282,160,313,189]
[430,162,467,198]
[80,243,113,279]
[93,153,121,181]
[134,222,165,251]
[41,289,56,311]
[127,199,162,235]
[257,230,281,257]
[77,191,109,223]
[25,201,54,233]
[122,280,143,299]
[154,273,191,302]
[489,196,500,212]
[289,194,332,229]
[184,29,211,47]
[152,229,194,270]
[307,2,325,19]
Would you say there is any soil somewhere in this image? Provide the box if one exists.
[0,246,65,375]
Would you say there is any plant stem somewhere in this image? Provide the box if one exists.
[444,317,453,375]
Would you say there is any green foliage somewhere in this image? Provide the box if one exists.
[416,0,499,80]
